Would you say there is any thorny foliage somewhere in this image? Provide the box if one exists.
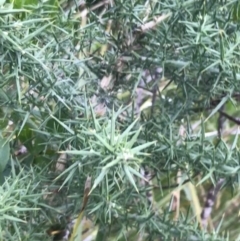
[0,0,240,240]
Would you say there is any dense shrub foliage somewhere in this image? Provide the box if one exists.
[1,0,240,240]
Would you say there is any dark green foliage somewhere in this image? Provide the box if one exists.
[0,0,240,240]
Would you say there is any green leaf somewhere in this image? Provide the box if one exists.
[102,157,121,170]
[117,118,139,143]
[2,214,26,223]
[18,111,30,136]
[58,149,101,156]
[131,141,156,154]
[0,136,10,174]
[204,95,229,123]
[127,165,147,181]
[89,102,101,131]
[50,114,74,135]
[123,164,138,193]
[232,2,240,22]
[127,126,142,149]
[54,162,79,181]
[93,132,114,153]
[90,169,108,194]
[110,106,115,146]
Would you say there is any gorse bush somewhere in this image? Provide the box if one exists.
[1,0,240,240]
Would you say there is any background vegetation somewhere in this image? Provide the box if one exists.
[1,0,240,240]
